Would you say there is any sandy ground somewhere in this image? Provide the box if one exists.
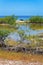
[0,59,43,65]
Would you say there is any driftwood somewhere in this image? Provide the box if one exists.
[1,45,43,54]
[0,36,43,54]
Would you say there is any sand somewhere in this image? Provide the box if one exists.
[0,59,43,65]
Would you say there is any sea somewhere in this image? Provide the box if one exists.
[0,16,31,20]
[17,16,31,20]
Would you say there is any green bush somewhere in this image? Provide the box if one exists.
[0,15,18,25]
[29,16,43,23]
[0,30,10,37]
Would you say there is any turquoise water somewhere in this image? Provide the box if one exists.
[6,25,43,41]
[18,25,43,35]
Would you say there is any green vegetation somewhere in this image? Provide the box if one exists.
[29,16,43,23]
[0,24,16,37]
[26,16,43,30]
[0,30,10,37]
[0,15,43,61]
[0,15,43,48]
[0,15,17,25]
[0,15,18,37]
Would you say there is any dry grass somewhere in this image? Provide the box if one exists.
[5,39,19,46]
[0,49,43,62]
[0,24,15,32]
[0,24,43,63]
[30,24,43,30]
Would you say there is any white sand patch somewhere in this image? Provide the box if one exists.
[0,59,43,65]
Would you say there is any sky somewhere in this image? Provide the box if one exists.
[0,0,43,16]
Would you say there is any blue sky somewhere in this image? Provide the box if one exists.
[0,0,43,16]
